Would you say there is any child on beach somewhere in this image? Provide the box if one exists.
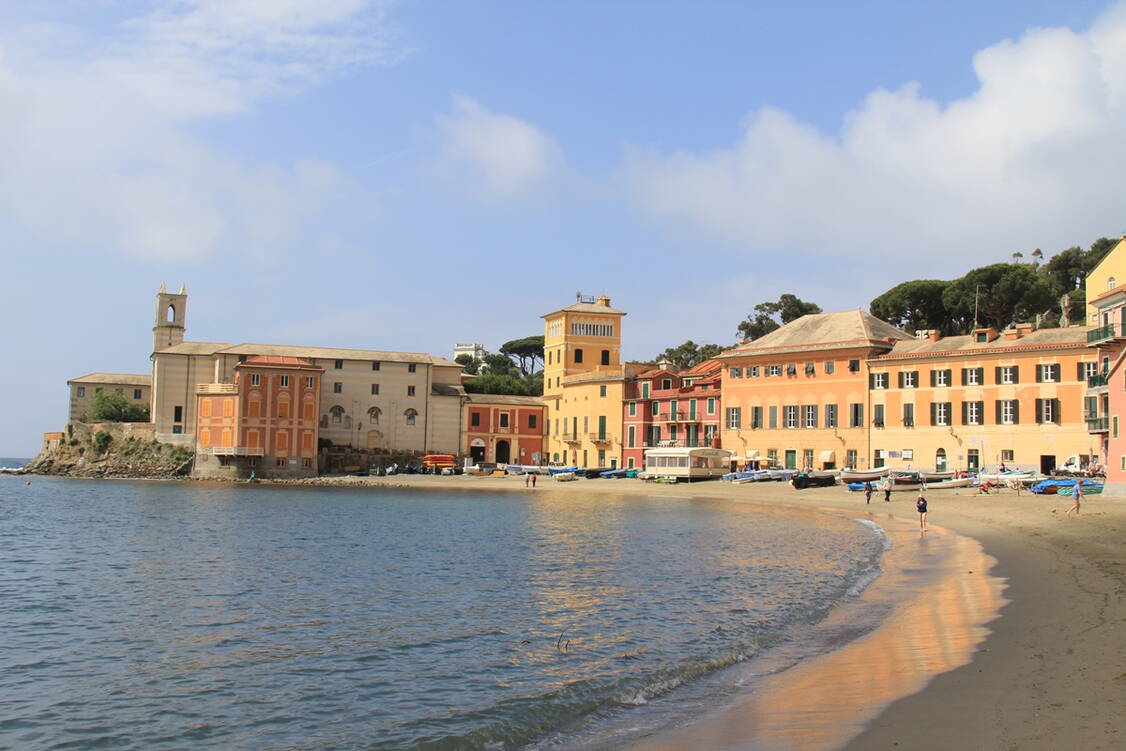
[916,493,928,530]
[1065,482,1082,518]
[864,481,873,504]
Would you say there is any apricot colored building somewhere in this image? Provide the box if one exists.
[622,359,722,470]
[194,355,323,479]
[463,393,546,465]
[1085,237,1126,494]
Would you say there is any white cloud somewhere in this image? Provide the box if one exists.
[625,3,1126,271]
[432,95,564,200]
[0,1,399,261]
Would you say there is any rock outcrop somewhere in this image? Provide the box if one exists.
[28,422,193,479]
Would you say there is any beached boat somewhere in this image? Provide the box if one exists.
[926,477,974,490]
[722,470,757,483]
[839,468,890,482]
[548,466,579,476]
[552,471,577,482]
[791,472,838,490]
[599,468,628,478]
[918,470,956,482]
[977,469,1038,484]
[1055,481,1103,495]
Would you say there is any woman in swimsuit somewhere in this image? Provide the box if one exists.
[916,494,928,530]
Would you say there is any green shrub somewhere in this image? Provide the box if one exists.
[91,432,112,452]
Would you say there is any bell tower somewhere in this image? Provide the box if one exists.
[153,283,187,352]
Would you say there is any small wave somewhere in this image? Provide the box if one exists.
[846,518,890,596]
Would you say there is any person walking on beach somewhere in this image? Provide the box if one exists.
[864,481,873,504]
[916,493,928,530]
[882,476,892,502]
[525,474,530,488]
[531,473,537,488]
[1065,481,1082,518]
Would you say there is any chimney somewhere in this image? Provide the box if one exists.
[1003,327,1020,340]
[928,330,941,342]
[596,295,611,307]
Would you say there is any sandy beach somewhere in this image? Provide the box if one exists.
[288,473,1126,750]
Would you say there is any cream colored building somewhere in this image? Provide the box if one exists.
[1085,236,1126,325]
[67,373,151,422]
[542,294,627,468]
[148,286,466,454]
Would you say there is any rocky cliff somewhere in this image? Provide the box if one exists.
[28,422,193,479]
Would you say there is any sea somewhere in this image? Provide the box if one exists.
[0,475,889,750]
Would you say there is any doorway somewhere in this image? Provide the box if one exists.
[496,440,511,464]
[1040,455,1056,474]
[784,449,797,469]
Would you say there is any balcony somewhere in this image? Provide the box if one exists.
[1087,373,1109,391]
[588,433,613,444]
[1086,416,1109,433]
[1087,322,1126,345]
[561,432,581,444]
[208,446,265,456]
[198,383,238,394]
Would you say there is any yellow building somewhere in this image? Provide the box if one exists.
[1085,236,1126,325]
[542,294,627,468]
[67,373,151,422]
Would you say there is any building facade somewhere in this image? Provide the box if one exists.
[194,356,323,479]
[463,393,546,465]
[1085,237,1126,493]
[67,373,151,422]
[542,295,627,468]
[622,359,722,470]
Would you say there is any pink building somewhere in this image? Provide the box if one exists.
[622,359,723,470]
[1086,286,1126,493]
[464,394,546,465]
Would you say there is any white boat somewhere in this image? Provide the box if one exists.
[926,477,974,490]
[977,470,1037,484]
[839,468,890,482]
[918,470,956,482]
[553,471,577,482]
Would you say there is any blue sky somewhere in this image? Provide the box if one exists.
[2,0,1124,455]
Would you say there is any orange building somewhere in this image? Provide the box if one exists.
[464,393,546,465]
[194,355,323,478]
[717,311,910,470]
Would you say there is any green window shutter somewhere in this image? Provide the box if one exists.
[869,373,875,389]
[961,368,968,385]
[995,400,1002,423]
[1052,364,1061,382]
[1036,365,1043,383]
[961,401,968,425]
[1035,398,1043,423]
[977,402,985,424]
[1077,362,1085,381]
[1052,398,1061,424]
[897,372,904,388]
[944,369,952,384]
[930,402,937,426]
[1012,365,1019,383]
[976,368,984,384]
[995,366,1002,384]
[929,370,936,387]
[1012,400,1020,425]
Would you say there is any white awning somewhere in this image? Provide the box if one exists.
[819,450,836,462]
[745,450,761,459]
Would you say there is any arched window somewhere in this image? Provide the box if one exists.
[368,406,381,425]
[166,304,175,322]
[330,405,345,424]
[935,448,947,472]
[405,408,418,426]
[1110,277,1118,290]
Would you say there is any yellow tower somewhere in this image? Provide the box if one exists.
[153,283,187,352]
[542,294,627,467]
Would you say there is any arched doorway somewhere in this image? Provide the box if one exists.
[470,438,486,463]
[496,439,511,464]
[935,448,947,472]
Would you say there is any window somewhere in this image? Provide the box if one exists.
[707,397,716,414]
[201,400,213,418]
[1035,398,1060,425]
[784,405,798,429]
[824,361,835,374]
[652,401,659,416]
[932,369,950,387]
[845,449,858,469]
[803,448,814,469]
[900,371,918,388]
[769,405,778,429]
[803,404,818,428]
[133,389,142,399]
[729,367,743,379]
[767,364,782,376]
[931,401,951,426]
[872,373,888,389]
[1081,361,1099,380]
[751,406,763,429]
[499,413,509,428]
[302,402,314,420]
[247,399,260,418]
[849,403,864,428]
[408,363,417,373]
[873,404,885,427]
[601,350,610,365]
[628,425,636,448]
[998,399,1018,424]
[528,414,537,429]
[173,405,183,422]
[330,405,344,424]
[405,408,418,425]
[372,361,381,371]
[962,367,983,386]
[569,322,614,337]
[334,359,343,369]
[276,458,287,467]
[600,385,607,397]
[1115,416,1119,439]
[748,366,760,377]
[1110,276,1118,290]
[628,402,636,416]
[277,401,289,419]
[371,384,379,395]
[726,407,742,429]
[76,386,85,397]
[574,349,584,364]
[1001,449,1014,462]
[471,412,481,427]
[825,403,838,428]
[962,401,983,425]
[280,375,289,388]
[1036,364,1060,383]
[368,407,380,425]
[805,362,815,375]
[407,385,416,396]
[903,403,915,427]
[302,458,312,468]
[786,363,797,376]
[848,359,860,373]
[251,373,261,387]
[998,366,1018,384]
[238,355,248,363]
[641,382,650,399]
[661,379,672,390]
[333,382,342,394]
[306,376,314,389]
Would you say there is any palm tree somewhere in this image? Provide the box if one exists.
[1012,251,1024,263]
[1031,248,1043,266]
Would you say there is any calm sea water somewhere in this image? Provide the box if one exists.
[0,477,883,750]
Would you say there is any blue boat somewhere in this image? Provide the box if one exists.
[547,466,579,476]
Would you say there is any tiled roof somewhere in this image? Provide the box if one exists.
[432,383,467,397]
[68,373,152,386]
[155,341,231,355]
[466,393,545,406]
[876,326,1092,360]
[718,311,912,358]
[237,355,321,370]
[541,301,627,317]
[218,343,461,367]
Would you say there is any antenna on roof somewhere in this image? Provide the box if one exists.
[576,291,582,301]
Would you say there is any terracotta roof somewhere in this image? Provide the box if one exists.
[718,311,912,358]
[218,343,461,367]
[236,355,322,370]
[876,326,1092,361]
[155,341,231,355]
[68,373,152,386]
[466,393,545,406]
[541,301,627,317]
[432,383,466,397]
[682,359,724,378]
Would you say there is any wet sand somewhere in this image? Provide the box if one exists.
[285,474,1126,750]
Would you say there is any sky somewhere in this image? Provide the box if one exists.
[2,0,1125,456]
